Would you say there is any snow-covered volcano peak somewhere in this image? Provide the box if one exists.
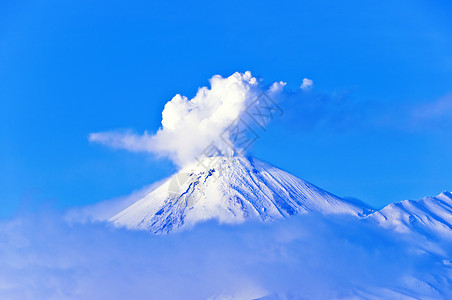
[109,156,372,234]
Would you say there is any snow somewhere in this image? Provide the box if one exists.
[109,156,452,241]
[110,156,371,234]
[369,191,452,239]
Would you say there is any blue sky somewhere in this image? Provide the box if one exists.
[1,0,451,216]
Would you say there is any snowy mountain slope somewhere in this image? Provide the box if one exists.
[369,191,452,239]
[109,156,372,234]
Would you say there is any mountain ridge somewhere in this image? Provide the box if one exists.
[108,156,451,239]
[369,190,452,239]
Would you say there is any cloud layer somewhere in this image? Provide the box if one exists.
[0,212,451,299]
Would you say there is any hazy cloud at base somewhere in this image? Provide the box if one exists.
[0,211,450,300]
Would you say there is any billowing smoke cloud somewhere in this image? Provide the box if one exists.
[89,72,452,167]
[89,72,285,167]
[0,212,451,300]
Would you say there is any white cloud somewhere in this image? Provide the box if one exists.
[300,77,314,90]
[89,71,285,167]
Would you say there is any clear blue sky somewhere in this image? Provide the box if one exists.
[1,0,451,216]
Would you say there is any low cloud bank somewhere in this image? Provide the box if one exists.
[0,212,451,300]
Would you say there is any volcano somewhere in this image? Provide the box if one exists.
[109,156,372,234]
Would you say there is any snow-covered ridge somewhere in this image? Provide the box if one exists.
[109,156,452,238]
[110,156,371,234]
[369,191,452,238]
